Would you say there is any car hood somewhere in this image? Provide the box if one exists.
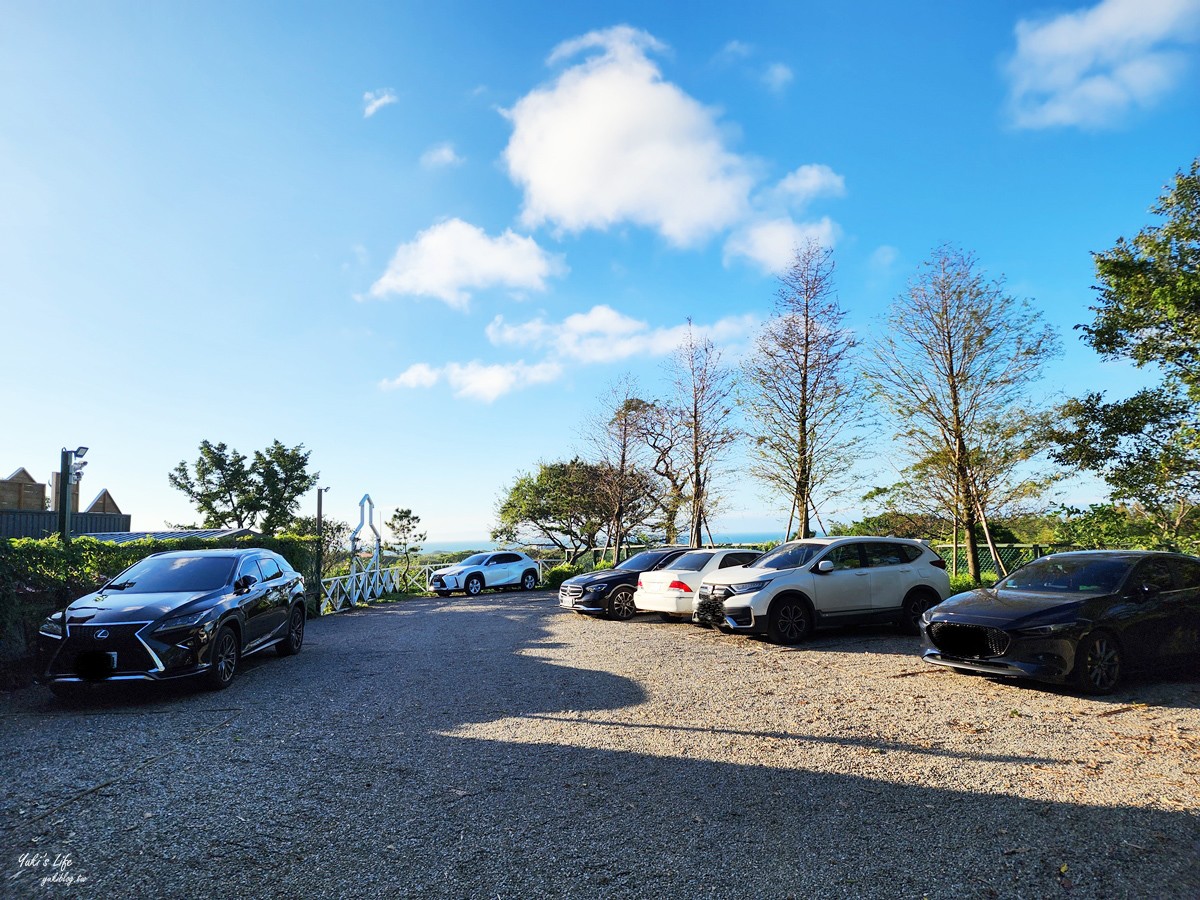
[930,588,1090,626]
[65,589,218,624]
[563,569,635,588]
[702,565,783,587]
[433,564,476,577]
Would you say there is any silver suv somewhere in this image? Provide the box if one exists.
[694,536,950,644]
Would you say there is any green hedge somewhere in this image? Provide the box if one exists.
[544,564,583,589]
[0,534,318,688]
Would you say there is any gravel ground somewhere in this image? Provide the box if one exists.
[2,590,1198,899]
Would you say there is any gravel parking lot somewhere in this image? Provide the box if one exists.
[2,590,1198,899]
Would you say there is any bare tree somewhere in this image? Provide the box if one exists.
[865,246,1060,581]
[667,324,740,547]
[743,241,866,539]
[582,377,658,561]
[629,399,690,543]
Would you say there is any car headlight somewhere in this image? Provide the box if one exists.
[584,584,609,593]
[1014,622,1078,636]
[155,610,208,633]
[727,580,769,594]
[39,616,64,639]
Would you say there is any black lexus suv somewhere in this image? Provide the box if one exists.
[38,548,306,697]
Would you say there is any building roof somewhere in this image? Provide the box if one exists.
[80,528,257,544]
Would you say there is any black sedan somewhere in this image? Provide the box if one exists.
[921,550,1200,694]
[558,547,689,620]
[38,548,306,696]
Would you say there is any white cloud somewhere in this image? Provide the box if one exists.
[870,245,899,270]
[1006,0,1200,129]
[763,63,794,92]
[776,164,846,206]
[420,142,465,169]
[487,304,757,364]
[502,25,754,246]
[369,218,565,310]
[723,217,840,273]
[380,360,562,403]
[363,89,398,118]
[716,40,753,63]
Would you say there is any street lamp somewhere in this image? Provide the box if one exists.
[57,446,89,543]
[315,486,330,596]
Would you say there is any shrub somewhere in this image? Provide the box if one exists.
[948,573,997,594]
[591,559,614,571]
[545,564,583,589]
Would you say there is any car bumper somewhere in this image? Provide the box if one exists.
[634,590,693,614]
[693,597,767,633]
[920,635,1077,683]
[558,593,608,613]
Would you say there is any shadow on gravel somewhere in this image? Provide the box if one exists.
[3,592,1198,900]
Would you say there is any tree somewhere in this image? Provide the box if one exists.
[385,508,427,584]
[743,241,865,540]
[583,379,658,562]
[865,246,1060,581]
[629,400,690,543]
[667,324,740,547]
[491,459,609,563]
[1082,157,1200,401]
[1045,387,1200,548]
[169,439,318,535]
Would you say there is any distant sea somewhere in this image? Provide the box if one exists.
[420,530,790,555]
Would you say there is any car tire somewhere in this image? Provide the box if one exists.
[465,575,484,597]
[277,603,305,656]
[435,590,450,598]
[768,595,813,645]
[1072,630,1122,695]
[899,589,939,636]
[205,624,240,690]
[521,570,539,591]
[608,587,637,620]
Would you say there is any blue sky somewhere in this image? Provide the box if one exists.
[3,1,1198,541]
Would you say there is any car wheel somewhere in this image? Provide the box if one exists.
[521,570,539,591]
[277,604,305,656]
[608,587,637,620]
[768,596,812,645]
[465,575,484,597]
[435,590,451,598]
[205,625,240,690]
[899,589,939,636]
[1073,630,1122,695]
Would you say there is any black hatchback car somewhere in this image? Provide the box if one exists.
[558,547,689,620]
[38,548,306,696]
[921,550,1200,694]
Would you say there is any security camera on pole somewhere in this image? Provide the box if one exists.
[57,446,88,544]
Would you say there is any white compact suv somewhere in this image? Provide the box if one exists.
[694,536,950,644]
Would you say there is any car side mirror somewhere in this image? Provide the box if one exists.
[815,560,834,574]
[235,574,257,593]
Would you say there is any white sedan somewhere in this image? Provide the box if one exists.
[634,548,762,619]
[428,551,541,597]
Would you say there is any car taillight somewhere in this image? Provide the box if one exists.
[930,558,947,570]
[637,579,643,587]
[668,580,693,592]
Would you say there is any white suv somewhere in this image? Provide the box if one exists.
[694,537,950,644]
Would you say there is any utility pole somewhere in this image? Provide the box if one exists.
[315,486,329,611]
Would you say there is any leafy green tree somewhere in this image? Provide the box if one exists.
[385,508,427,584]
[169,439,318,535]
[492,459,609,563]
[1045,388,1199,547]
[283,515,350,579]
[1052,504,1154,550]
[1082,157,1200,401]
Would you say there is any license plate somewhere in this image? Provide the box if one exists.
[559,598,573,608]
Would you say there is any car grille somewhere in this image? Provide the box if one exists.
[694,597,725,626]
[430,575,445,588]
[52,623,156,676]
[927,622,1010,659]
[559,584,583,600]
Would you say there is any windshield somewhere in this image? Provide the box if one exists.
[664,551,714,572]
[999,557,1131,594]
[104,556,236,593]
[752,542,826,571]
[459,554,490,566]
[617,550,672,571]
